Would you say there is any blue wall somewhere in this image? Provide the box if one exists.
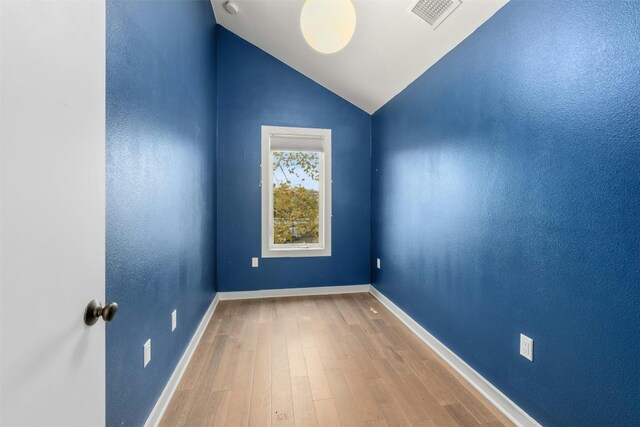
[106,0,217,425]
[372,1,639,426]
[216,28,371,291]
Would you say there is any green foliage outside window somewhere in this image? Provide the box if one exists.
[272,151,320,244]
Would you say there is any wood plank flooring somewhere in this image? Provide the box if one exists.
[160,293,514,427]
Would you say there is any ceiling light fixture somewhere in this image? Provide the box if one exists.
[300,0,356,54]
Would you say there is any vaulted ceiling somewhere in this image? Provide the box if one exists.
[211,0,509,114]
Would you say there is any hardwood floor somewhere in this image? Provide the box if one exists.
[160,293,514,427]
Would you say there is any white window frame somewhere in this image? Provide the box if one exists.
[261,125,332,258]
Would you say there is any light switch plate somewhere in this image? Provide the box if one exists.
[252,257,259,268]
[520,334,533,361]
[144,339,151,367]
[376,258,381,269]
[171,310,177,332]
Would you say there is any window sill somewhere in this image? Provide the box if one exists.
[262,246,331,258]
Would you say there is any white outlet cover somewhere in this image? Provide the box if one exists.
[520,334,533,361]
[376,258,381,269]
[144,339,151,367]
[252,257,259,268]
[171,310,177,332]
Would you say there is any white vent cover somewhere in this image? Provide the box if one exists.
[411,0,462,29]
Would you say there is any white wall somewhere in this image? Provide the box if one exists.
[0,1,106,425]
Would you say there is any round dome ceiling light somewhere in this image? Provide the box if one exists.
[300,0,356,54]
[223,1,239,15]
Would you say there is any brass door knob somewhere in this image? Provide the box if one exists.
[84,299,118,326]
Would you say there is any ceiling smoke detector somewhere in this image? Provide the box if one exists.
[223,1,239,15]
[411,0,461,29]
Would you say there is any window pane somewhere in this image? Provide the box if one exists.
[272,151,320,244]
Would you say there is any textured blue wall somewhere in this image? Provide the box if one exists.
[105,1,217,425]
[372,1,639,426]
[216,28,371,291]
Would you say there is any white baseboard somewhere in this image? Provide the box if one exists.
[217,284,370,300]
[143,293,220,427]
[369,286,540,427]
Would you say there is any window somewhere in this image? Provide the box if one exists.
[261,126,331,258]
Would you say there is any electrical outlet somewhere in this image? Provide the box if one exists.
[376,258,381,269]
[252,257,259,267]
[171,310,177,332]
[144,339,151,367]
[520,334,533,361]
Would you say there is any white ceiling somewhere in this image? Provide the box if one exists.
[211,0,509,114]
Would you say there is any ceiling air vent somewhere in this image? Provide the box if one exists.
[411,0,462,29]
